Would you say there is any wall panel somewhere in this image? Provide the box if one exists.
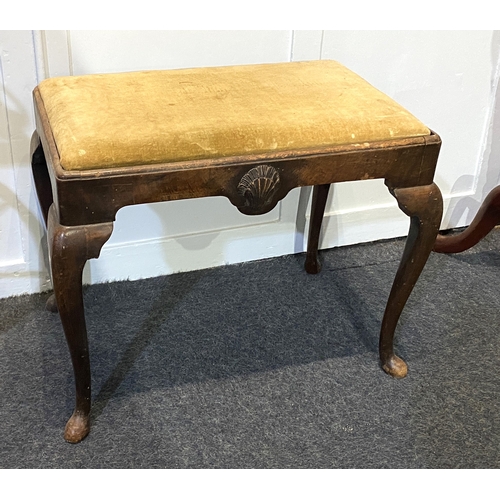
[0,30,49,298]
[0,30,498,298]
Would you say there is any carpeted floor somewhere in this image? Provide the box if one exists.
[0,229,499,468]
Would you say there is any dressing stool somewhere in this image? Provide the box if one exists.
[30,60,443,443]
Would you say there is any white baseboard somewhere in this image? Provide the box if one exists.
[0,190,477,299]
[84,189,473,286]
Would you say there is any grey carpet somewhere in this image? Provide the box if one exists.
[1,229,499,468]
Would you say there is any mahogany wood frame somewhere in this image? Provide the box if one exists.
[31,86,443,443]
[434,185,500,253]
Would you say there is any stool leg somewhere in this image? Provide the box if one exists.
[381,183,443,378]
[30,131,53,226]
[434,185,500,253]
[48,205,113,443]
[30,132,59,312]
[305,184,331,274]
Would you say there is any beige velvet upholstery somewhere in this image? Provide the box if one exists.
[37,60,430,171]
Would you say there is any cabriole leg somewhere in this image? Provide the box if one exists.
[30,132,59,313]
[48,205,113,443]
[30,131,53,225]
[381,183,443,378]
[305,184,331,274]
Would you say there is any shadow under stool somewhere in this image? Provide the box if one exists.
[30,60,443,443]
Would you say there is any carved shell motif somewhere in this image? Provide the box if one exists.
[237,165,280,212]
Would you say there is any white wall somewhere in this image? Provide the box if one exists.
[1,30,499,299]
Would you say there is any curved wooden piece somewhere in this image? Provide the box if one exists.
[46,293,58,313]
[434,185,500,253]
[30,131,53,226]
[48,205,113,443]
[236,164,281,214]
[305,184,331,274]
[381,183,443,378]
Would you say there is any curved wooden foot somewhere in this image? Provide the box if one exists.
[48,204,113,443]
[434,185,500,253]
[64,411,90,443]
[381,183,443,377]
[46,293,58,313]
[381,354,408,379]
[305,184,331,274]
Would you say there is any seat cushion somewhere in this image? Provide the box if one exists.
[37,60,430,171]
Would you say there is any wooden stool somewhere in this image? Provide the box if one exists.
[30,60,443,443]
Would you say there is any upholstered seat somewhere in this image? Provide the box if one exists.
[38,60,430,171]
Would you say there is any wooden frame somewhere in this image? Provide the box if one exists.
[31,85,443,443]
